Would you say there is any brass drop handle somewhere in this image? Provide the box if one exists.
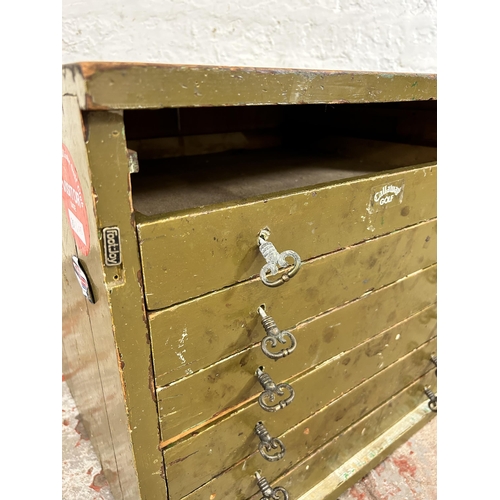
[424,386,437,412]
[258,307,297,360]
[255,421,286,462]
[255,471,289,500]
[256,367,295,412]
[258,230,301,287]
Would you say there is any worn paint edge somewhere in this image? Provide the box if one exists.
[65,62,437,80]
[157,324,436,449]
[147,216,436,316]
[136,163,437,228]
[297,401,436,500]
[153,263,437,387]
[63,63,436,110]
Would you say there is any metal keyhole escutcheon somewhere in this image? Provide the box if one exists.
[255,421,286,462]
[255,471,289,500]
[258,230,301,287]
[256,367,295,412]
[258,307,297,360]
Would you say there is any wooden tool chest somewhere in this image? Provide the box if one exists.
[62,63,437,500]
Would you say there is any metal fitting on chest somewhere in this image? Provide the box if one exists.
[430,354,437,376]
[258,230,301,287]
[255,421,286,462]
[424,386,437,412]
[256,367,295,412]
[255,471,289,500]
[258,307,297,360]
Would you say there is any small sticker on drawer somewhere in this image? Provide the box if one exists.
[368,179,405,214]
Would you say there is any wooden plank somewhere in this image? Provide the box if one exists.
[83,110,169,500]
[159,302,436,444]
[289,401,435,500]
[151,221,437,388]
[164,340,437,499]
[62,63,436,110]
[156,292,437,444]
[296,402,435,499]
[62,202,123,497]
[182,368,437,500]
[63,95,137,500]
[138,162,436,310]
[127,130,283,161]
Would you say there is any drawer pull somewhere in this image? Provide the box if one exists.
[255,421,286,462]
[258,231,301,287]
[255,471,289,499]
[258,307,297,360]
[256,367,295,412]
[424,386,437,412]
[430,354,437,376]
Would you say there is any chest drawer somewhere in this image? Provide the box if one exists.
[136,140,436,311]
[164,334,437,499]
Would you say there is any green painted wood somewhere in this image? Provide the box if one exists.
[138,163,436,310]
[64,63,436,111]
[152,263,436,388]
[159,302,436,443]
[267,400,436,500]
[165,339,436,499]
[183,366,437,500]
[84,111,168,500]
[151,220,436,394]
[296,404,434,499]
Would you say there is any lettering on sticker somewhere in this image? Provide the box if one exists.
[103,227,122,266]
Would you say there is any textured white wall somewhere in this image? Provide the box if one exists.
[62,0,436,73]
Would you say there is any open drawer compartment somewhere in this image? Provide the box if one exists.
[125,102,437,311]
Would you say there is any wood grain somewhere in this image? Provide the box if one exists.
[165,339,436,499]
[183,366,437,500]
[151,220,437,390]
[138,160,436,310]
[63,63,436,111]
[159,302,436,444]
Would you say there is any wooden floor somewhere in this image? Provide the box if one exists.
[62,379,437,500]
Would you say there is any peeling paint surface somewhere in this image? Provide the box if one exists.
[63,378,436,499]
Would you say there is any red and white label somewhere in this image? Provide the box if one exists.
[62,144,91,256]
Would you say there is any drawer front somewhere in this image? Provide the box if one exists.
[155,267,436,439]
[247,372,436,500]
[158,301,436,445]
[138,164,436,310]
[151,220,436,391]
[166,341,437,500]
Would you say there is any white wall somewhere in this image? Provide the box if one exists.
[62,0,436,73]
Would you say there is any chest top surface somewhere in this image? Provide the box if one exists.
[63,62,437,110]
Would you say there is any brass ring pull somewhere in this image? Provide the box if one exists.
[424,386,437,412]
[255,421,286,462]
[256,367,295,412]
[255,471,289,500]
[258,307,297,360]
[258,231,301,287]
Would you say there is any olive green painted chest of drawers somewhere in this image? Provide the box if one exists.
[62,63,437,500]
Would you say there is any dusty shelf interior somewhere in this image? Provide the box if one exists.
[124,101,437,217]
[131,138,436,216]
